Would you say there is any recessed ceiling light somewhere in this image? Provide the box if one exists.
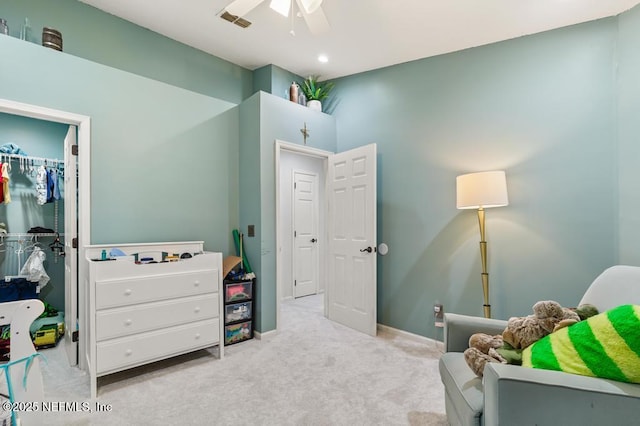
[318,54,328,63]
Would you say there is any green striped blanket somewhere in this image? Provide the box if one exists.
[522,304,640,383]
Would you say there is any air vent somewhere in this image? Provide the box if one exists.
[220,11,252,28]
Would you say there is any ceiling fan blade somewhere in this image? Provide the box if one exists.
[225,0,265,17]
[295,0,330,35]
[270,0,291,17]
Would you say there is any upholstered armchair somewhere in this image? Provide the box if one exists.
[438,265,640,425]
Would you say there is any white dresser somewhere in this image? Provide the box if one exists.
[85,242,223,398]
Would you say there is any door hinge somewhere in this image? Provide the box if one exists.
[294,280,297,286]
[72,330,79,342]
[72,238,78,249]
[294,182,297,189]
[294,230,297,237]
[72,145,79,156]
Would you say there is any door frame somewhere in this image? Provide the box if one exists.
[0,98,91,370]
[275,140,332,331]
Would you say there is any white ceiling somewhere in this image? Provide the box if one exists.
[79,0,640,80]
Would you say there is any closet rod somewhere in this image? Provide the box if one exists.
[0,153,63,165]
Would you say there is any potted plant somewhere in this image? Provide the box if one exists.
[300,75,334,112]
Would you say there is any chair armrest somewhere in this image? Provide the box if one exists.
[483,363,640,425]
[443,313,507,352]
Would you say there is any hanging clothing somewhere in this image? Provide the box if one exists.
[0,163,4,203]
[51,168,61,200]
[20,247,50,288]
[1,162,10,205]
[36,165,47,205]
[46,167,53,202]
[46,168,60,203]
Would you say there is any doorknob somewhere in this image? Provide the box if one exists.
[360,246,373,253]
[311,238,317,243]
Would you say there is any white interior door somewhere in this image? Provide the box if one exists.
[63,125,78,366]
[327,143,377,336]
[293,171,319,298]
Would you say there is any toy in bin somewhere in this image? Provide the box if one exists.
[225,301,252,323]
[225,321,252,345]
[224,281,253,303]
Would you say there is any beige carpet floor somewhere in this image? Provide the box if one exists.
[36,294,447,425]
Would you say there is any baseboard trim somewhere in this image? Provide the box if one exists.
[377,323,444,351]
[254,329,277,340]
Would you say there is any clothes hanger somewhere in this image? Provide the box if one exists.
[23,235,42,253]
[49,233,65,255]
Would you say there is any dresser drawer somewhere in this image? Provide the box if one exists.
[96,294,219,341]
[96,318,219,374]
[96,270,217,309]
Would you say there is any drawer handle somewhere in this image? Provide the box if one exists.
[125,349,133,356]
[195,333,201,339]
[194,307,200,313]
[124,289,132,296]
[194,280,200,287]
[124,319,132,326]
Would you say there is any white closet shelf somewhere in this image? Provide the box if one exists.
[3,233,64,237]
[0,152,62,165]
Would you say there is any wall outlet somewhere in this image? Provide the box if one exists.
[434,303,444,328]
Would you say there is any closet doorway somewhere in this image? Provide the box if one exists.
[0,99,91,371]
[275,141,329,327]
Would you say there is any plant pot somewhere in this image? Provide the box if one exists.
[307,100,322,112]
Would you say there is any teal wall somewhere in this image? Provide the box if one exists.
[0,35,239,255]
[333,19,618,337]
[253,64,304,101]
[2,0,253,104]
[617,6,640,264]
[0,114,67,309]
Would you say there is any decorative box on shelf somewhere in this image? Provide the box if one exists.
[223,278,255,345]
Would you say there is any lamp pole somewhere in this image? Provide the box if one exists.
[477,207,490,318]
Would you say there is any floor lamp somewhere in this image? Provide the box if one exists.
[456,171,509,318]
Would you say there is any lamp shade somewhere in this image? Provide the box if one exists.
[456,171,509,209]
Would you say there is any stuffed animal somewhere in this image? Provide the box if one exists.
[464,300,598,377]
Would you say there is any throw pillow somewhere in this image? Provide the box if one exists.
[522,304,640,383]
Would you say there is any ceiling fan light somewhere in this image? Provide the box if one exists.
[270,0,290,17]
[300,0,322,14]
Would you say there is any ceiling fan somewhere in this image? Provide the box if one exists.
[221,0,330,34]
